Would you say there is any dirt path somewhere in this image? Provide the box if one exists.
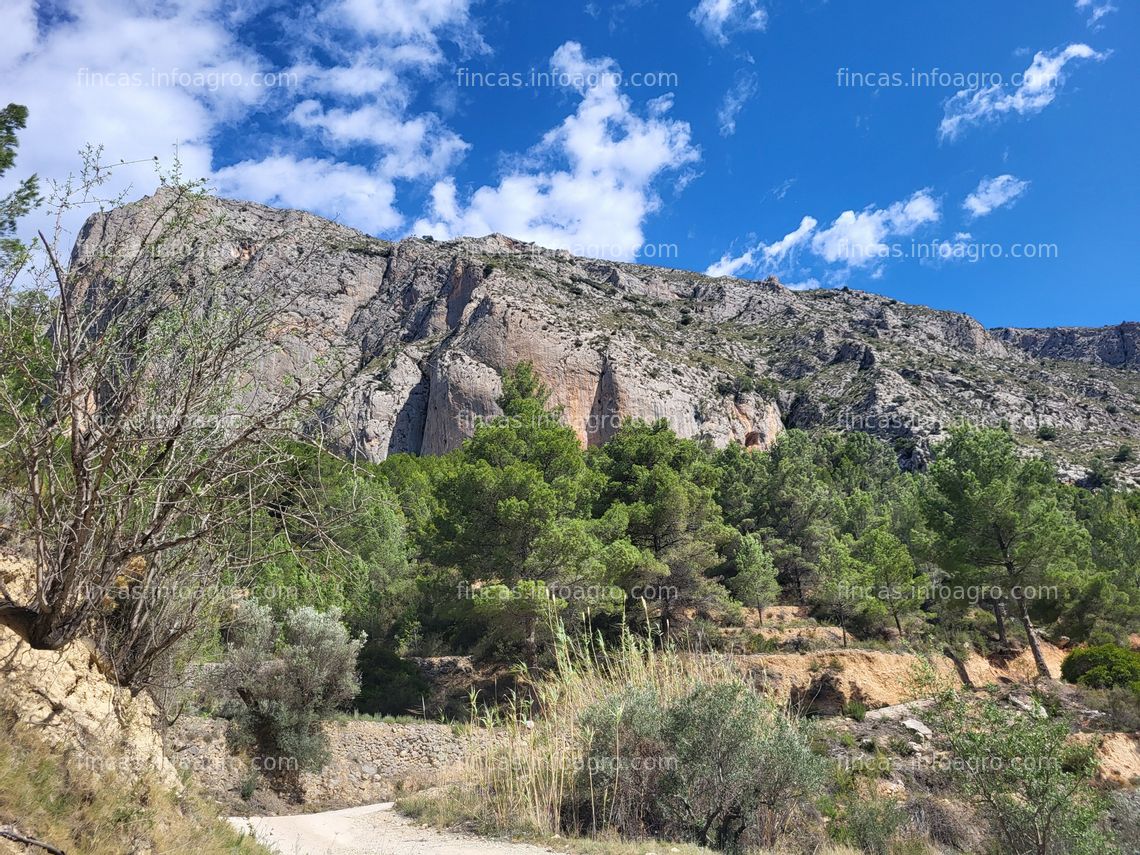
[230,802,556,855]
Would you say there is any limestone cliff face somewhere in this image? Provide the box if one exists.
[70,191,1140,479]
[993,323,1140,370]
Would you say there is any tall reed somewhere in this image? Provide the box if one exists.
[463,610,744,838]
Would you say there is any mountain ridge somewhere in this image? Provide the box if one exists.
[70,190,1140,482]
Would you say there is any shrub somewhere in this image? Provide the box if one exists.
[833,793,907,855]
[580,679,825,851]
[1075,685,1140,732]
[1107,791,1140,855]
[1061,644,1140,690]
[929,690,1114,855]
[1112,444,1134,463]
[1036,424,1058,440]
[843,699,867,722]
[461,629,823,851]
[578,686,671,836]
[218,602,364,792]
[354,642,430,717]
[1083,459,1114,490]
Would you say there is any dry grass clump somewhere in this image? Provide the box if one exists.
[401,618,825,853]
[0,708,268,855]
[463,624,743,838]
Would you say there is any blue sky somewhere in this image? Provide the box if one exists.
[3,0,1137,328]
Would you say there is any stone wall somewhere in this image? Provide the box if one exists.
[167,716,493,812]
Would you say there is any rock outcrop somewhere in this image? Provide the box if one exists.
[994,323,1140,371]
[739,649,961,715]
[0,623,178,789]
[70,191,1140,478]
[0,551,179,790]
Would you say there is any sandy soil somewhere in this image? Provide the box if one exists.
[230,802,555,855]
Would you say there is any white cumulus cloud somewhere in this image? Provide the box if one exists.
[811,191,940,267]
[331,0,487,66]
[0,0,486,248]
[218,0,486,231]
[413,42,699,261]
[0,0,267,247]
[963,174,1030,218]
[288,100,469,180]
[939,44,1107,141]
[213,155,403,234]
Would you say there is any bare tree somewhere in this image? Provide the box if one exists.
[0,154,351,689]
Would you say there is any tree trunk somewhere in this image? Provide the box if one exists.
[893,612,902,636]
[989,597,1008,645]
[1013,593,1051,678]
[943,645,976,689]
[660,594,673,642]
[524,616,537,668]
[840,622,847,648]
[756,603,764,627]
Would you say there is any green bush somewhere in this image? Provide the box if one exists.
[833,793,907,855]
[1036,424,1058,440]
[929,690,1114,855]
[578,686,671,836]
[843,699,868,722]
[579,680,824,851]
[1061,644,1140,690]
[218,602,364,792]
[355,641,431,717]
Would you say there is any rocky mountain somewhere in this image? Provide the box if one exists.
[993,323,1140,371]
[71,190,1140,480]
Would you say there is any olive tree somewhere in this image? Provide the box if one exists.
[217,601,364,791]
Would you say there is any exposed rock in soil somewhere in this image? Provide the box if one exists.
[0,621,177,789]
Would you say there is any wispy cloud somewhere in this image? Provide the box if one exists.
[963,174,1030,218]
[939,44,1107,141]
[770,178,796,200]
[706,215,817,277]
[1076,0,1116,28]
[717,72,758,136]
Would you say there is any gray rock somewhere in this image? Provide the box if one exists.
[902,718,933,740]
[1009,695,1048,719]
[71,191,1140,483]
